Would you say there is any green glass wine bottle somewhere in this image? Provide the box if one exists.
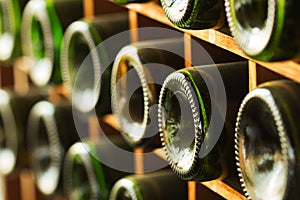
[21,0,83,86]
[26,99,83,196]
[114,0,150,5]
[160,0,225,29]
[0,88,45,175]
[109,170,187,200]
[61,13,129,115]
[111,37,185,149]
[158,62,248,181]
[225,0,300,61]
[63,137,132,200]
[0,0,28,64]
[235,80,300,200]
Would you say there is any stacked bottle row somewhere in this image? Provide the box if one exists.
[1,0,300,68]
[0,1,300,200]
[0,87,187,199]
[2,35,300,200]
[159,0,300,62]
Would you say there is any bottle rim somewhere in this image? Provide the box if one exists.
[111,45,151,146]
[225,0,278,59]
[109,177,140,200]
[61,20,101,113]
[0,89,18,175]
[21,0,55,86]
[27,101,61,195]
[63,142,100,200]
[160,0,191,27]
[235,87,290,200]
[158,72,204,180]
[0,0,18,61]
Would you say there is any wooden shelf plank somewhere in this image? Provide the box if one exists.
[201,180,246,200]
[128,10,139,42]
[184,33,192,68]
[84,0,95,17]
[152,148,245,199]
[20,170,36,200]
[248,61,257,91]
[153,148,167,160]
[134,148,144,174]
[255,60,300,83]
[117,1,300,82]
[188,181,196,200]
[121,2,245,55]
[102,114,120,131]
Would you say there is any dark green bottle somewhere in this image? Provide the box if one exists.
[160,0,225,29]
[21,0,83,86]
[235,80,300,200]
[111,38,185,149]
[158,62,248,181]
[0,0,28,64]
[63,137,132,200]
[225,0,300,61]
[26,99,82,196]
[60,13,129,115]
[114,0,150,5]
[0,88,45,175]
[109,170,188,200]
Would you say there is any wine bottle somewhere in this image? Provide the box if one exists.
[0,0,29,64]
[0,88,45,175]
[225,0,300,61]
[111,37,185,149]
[235,80,300,200]
[63,137,132,200]
[158,62,248,181]
[160,0,225,29]
[26,99,84,196]
[109,170,187,200]
[114,0,150,5]
[21,0,83,86]
[61,13,129,114]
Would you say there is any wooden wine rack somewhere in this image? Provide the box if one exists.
[89,1,299,200]
[0,0,299,199]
